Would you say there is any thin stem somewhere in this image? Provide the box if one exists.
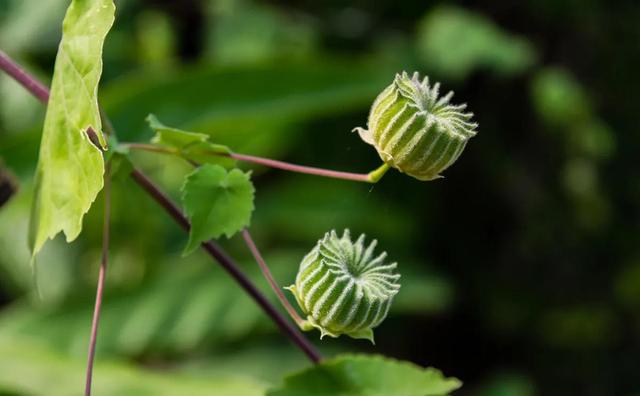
[125,143,178,155]
[229,152,374,182]
[0,50,49,103]
[130,169,322,363]
[85,162,111,396]
[0,50,322,363]
[241,229,306,326]
[125,142,388,183]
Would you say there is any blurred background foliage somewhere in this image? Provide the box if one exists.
[0,0,638,394]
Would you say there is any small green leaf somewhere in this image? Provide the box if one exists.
[146,114,236,168]
[28,0,115,257]
[267,354,462,396]
[181,164,254,255]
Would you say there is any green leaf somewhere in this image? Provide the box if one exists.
[267,354,462,396]
[28,0,115,257]
[181,164,254,255]
[146,114,236,168]
[530,67,590,126]
[417,6,536,80]
[0,335,266,396]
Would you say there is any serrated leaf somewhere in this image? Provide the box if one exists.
[147,114,236,168]
[267,354,462,396]
[28,0,115,257]
[181,164,254,255]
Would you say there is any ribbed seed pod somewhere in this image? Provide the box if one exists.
[286,230,400,343]
[354,71,478,181]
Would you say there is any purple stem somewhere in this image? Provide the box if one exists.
[0,50,49,102]
[241,229,305,326]
[85,163,111,396]
[0,49,322,364]
[229,153,371,182]
[131,170,322,363]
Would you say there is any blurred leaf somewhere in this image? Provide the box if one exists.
[267,354,461,396]
[206,0,317,64]
[0,0,68,54]
[0,256,269,357]
[100,61,392,158]
[181,164,255,254]
[531,67,590,126]
[0,163,18,208]
[254,176,417,245]
[393,265,454,315]
[135,10,176,69]
[29,0,115,256]
[476,373,535,396]
[417,6,536,80]
[0,335,265,396]
[147,114,236,168]
[537,305,615,348]
[614,259,640,310]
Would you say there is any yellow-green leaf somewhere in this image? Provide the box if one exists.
[181,164,255,255]
[29,0,115,257]
[147,114,236,168]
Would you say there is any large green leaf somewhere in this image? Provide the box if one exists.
[267,354,462,396]
[181,164,255,254]
[0,335,265,396]
[101,61,394,158]
[29,0,115,256]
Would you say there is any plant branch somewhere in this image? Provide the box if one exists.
[0,50,322,364]
[124,142,390,183]
[131,170,322,363]
[241,229,306,326]
[0,50,49,102]
[85,161,111,396]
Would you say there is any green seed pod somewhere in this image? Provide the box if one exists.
[286,230,400,343]
[354,72,478,181]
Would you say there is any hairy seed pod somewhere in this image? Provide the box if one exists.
[286,230,400,343]
[354,72,478,181]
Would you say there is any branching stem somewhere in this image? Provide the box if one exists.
[131,170,322,363]
[0,50,322,364]
[124,142,389,183]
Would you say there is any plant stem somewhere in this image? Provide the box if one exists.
[0,50,49,102]
[130,169,322,363]
[85,162,111,396]
[125,143,178,155]
[228,152,377,183]
[125,142,388,183]
[0,50,322,364]
[241,229,306,326]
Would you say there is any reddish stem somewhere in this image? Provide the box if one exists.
[241,229,305,326]
[0,49,322,364]
[130,170,322,363]
[0,50,49,102]
[85,162,111,396]
[124,143,380,183]
[229,153,371,182]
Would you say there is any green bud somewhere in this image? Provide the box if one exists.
[355,72,478,181]
[286,230,400,343]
